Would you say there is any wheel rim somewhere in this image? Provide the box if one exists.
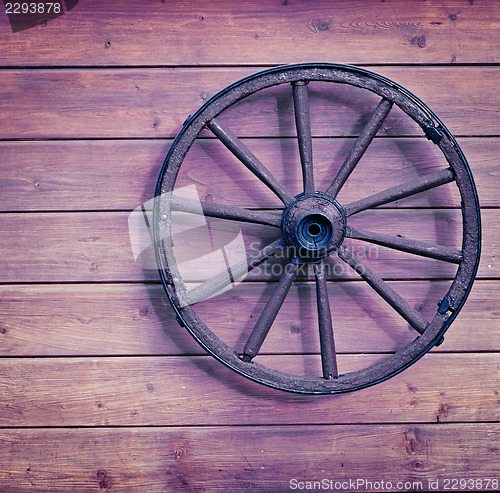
[154,63,481,394]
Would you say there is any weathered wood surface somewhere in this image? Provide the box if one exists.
[0,0,498,66]
[3,137,498,212]
[0,209,495,282]
[0,354,498,426]
[1,424,498,492]
[0,67,498,139]
[0,281,498,357]
[0,0,498,490]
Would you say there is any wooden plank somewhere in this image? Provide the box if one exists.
[0,209,494,283]
[0,424,499,491]
[0,280,497,357]
[7,136,497,211]
[168,206,491,281]
[0,137,494,212]
[0,354,498,427]
[0,137,495,213]
[0,140,171,212]
[158,135,495,210]
[0,0,498,66]
[458,138,500,208]
[0,67,498,139]
[0,212,144,282]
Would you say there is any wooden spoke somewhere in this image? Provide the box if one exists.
[169,194,281,227]
[207,118,295,204]
[184,238,284,305]
[326,98,393,199]
[344,168,456,216]
[314,261,338,379]
[337,246,428,334]
[292,81,315,194]
[243,261,299,361]
[346,226,463,264]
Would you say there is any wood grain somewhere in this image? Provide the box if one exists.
[0,67,498,139]
[0,424,498,491]
[0,354,498,427]
[0,209,493,283]
[0,0,498,66]
[0,140,171,212]
[6,137,498,211]
[0,281,497,357]
[0,0,498,490]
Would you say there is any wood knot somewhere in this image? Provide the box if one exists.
[410,459,425,471]
[410,35,426,48]
[309,19,330,33]
[406,383,418,393]
[139,305,152,317]
[438,402,450,418]
[403,432,421,455]
[96,469,111,489]
[173,442,188,461]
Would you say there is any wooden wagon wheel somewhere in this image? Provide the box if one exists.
[154,63,481,394]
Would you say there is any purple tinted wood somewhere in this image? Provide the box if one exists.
[243,261,299,360]
[326,98,393,199]
[207,118,294,204]
[169,195,281,227]
[344,168,455,216]
[346,226,463,264]
[314,261,338,379]
[337,246,428,334]
[292,81,315,194]
[184,238,284,305]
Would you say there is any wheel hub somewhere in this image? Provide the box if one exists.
[281,193,346,261]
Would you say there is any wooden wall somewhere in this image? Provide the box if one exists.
[1,1,499,491]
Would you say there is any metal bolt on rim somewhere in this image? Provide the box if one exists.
[154,63,481,394]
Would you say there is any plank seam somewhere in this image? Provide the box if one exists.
[1,63,500,70]
[0,422,499,430]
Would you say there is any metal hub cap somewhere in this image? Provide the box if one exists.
[281,194,346,260]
